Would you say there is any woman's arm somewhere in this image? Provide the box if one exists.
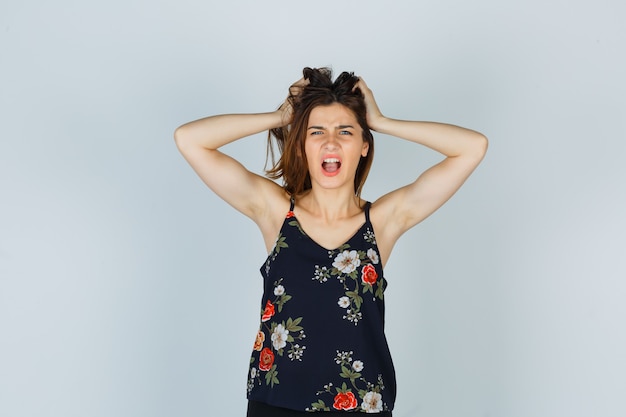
[174,110,287,222]
[358,79,488,245]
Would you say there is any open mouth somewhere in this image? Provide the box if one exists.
[322,157,341,174]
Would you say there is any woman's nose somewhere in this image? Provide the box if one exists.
[323,134,339,149]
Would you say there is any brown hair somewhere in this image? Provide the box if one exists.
[266,67,374,198]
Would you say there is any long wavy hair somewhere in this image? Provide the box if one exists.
[266,67,374,198]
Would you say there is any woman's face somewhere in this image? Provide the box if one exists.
[304,103,369,192]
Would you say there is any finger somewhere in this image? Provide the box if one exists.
[353,76,369,92]
[289,77,309,96]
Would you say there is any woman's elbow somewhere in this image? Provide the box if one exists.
[174,124,190,149]
[472,132,488,159]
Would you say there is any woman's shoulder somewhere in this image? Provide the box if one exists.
[255,188,293,253]
[368,191,409,266]
[262,187,292,219]
[369,191,397,220]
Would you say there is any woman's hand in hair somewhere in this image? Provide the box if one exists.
[276,97,294,127]
[354,78,385,132]
[289,77,308,97]
[277,77,309,126]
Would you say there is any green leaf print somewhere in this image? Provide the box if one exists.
[339,365,361,385]
[274,234,288,253]
[276,294,292,313]
[375,281,384,299]
[310,400,330,412]
[285,317,303,332]
[265,364,279,387]
[288,220,305,235]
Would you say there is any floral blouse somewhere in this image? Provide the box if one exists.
[246,200,396,413]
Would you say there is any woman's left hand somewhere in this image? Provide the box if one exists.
[354,78,386,131]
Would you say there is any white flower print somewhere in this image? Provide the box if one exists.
[271,324,289,350]
[361,391,383,413]
[310,355,386,412]
[313,265,330,283]
[332,250,361,274]
[343,309,363,325]
[288,344,306,361]
[377,374,385,390]
[274,285,285,296]
[338,296,350,308]
[335,350,353,364]
[367,248,379,265]
[250,367,257,378]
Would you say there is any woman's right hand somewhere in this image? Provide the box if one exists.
[277,77,309,126]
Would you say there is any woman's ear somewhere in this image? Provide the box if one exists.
[361,141,369,157]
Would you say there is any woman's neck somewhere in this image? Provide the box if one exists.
[296,188,364,222]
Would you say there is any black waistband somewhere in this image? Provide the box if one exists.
[247,401,392,417]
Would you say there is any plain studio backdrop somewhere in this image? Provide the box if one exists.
[1,1,624,416]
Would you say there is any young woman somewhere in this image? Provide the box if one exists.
[175,67,487,416]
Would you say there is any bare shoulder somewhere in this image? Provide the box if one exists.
[368,188,410,267]
[256,186,293,253]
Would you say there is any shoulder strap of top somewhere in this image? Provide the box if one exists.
[364,201,372,223]
[289,197,296,212]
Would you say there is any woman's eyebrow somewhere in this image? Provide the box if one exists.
[307,125,355,130]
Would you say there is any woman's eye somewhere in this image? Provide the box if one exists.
[310,131,323,136]
[339,130,353,135]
